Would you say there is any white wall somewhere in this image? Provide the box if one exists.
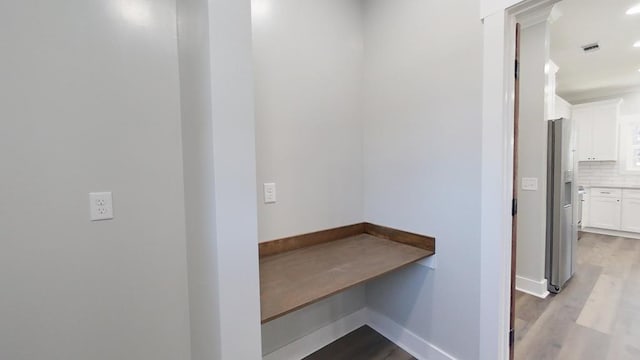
[515,21,550,294]
[252,0,366,355]
[555,95,572,119]
[574,91,640,116]
[253,0,364,242]
[482,0,526,19]
[178,0,264,358]
[0,1,191,359]
[261,286,365,355]
[619,92,640,115]
[578,162,640,187]
[361,0,483,358]
[176,0,220,358]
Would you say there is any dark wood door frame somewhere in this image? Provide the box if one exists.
[509,23,521,360]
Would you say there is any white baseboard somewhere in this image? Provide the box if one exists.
[365,308,456,360]
[262,309,367,360]
[262,307,458,360]
[515,276,549,299]
[581,227,640,240]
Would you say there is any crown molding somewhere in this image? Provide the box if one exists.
[514,0,559,28]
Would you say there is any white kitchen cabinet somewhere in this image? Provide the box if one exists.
[621,189,640,232]
[589,188,622,230]
[590,197,621,230]
[621,199,640,232]
[581,190,590,228]
[575,107,590,161]
[574,99,621,162]
[584,187,640,233]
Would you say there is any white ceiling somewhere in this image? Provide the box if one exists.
[551,0,640,103]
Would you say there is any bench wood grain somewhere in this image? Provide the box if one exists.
[259,224,435,323]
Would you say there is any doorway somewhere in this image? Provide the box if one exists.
[509,0,640,359]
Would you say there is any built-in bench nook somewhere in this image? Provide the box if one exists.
[259,223,435,323]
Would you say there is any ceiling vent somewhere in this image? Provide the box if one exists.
[581,42,600,53]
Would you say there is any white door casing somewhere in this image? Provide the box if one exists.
[480,1,559,359]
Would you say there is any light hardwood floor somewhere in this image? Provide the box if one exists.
[514,232,640,360]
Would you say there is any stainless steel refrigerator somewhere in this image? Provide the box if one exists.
[546,118,578,293]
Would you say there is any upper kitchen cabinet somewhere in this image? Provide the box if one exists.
[574,99,622,162]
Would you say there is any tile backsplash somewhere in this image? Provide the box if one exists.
[577,161,640,187]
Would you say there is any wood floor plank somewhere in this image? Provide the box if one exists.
[620,263,640,310]
[514,232,640,360]
[579,235,620,268]
[514,262,603,359]
[617,237,640,252]
[513,317,531,344]
[577,234,600,248]
[514,291,553,323]
[557,262,603,311]
[576,274,624,334]
[515,301,579,360]
[601,238,636,279]
[608,262,640,360]
[555,324,610,360]
[303,326,414,360]
[607,306,640,360]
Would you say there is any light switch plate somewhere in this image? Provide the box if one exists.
[522,177,538,191]
[89,192,114,221]
[263,183,276,204]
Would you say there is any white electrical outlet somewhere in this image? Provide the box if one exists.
[521,177,538,191]
[263,183,276,204]
[89,192,114,221]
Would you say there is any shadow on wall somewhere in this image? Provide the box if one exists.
[366,264,434,331]
[261,286,366,355]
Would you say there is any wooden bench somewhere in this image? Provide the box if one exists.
[259,223,435,323]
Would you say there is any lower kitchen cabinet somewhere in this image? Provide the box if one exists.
[582,191,590,228]
[590,196,622,230]
[621,190,640,233]
[585,188,640,233]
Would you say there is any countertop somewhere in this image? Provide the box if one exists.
[582,185,640,190]
[259,233,433,323]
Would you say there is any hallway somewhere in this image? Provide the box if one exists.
[514,233,640,360]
